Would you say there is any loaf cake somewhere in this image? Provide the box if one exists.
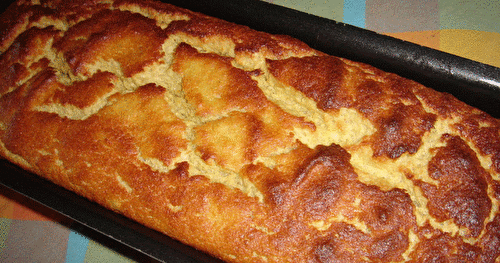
[1,0,499,262]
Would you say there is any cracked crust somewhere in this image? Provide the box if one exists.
[1,0,500,262]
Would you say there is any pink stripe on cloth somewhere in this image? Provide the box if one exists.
[365,0,439,33]
[0,220,70,263]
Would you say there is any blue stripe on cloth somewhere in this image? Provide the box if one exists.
[65,230,89,263]
[343,0,366,28]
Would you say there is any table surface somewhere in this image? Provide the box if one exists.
[1,0,499,262]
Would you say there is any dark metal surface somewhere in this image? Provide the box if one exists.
[1,0,500,262]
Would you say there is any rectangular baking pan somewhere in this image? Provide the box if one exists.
[1,0,500,262]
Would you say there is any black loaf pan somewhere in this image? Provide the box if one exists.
[1,0,500,262]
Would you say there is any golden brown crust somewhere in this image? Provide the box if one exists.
[1,1,499,262]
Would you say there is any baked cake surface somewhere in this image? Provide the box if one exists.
[1,0,500,262]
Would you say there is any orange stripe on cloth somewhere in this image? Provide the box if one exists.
[0,193,14,219]
[384,30,441,50]
[0,186,70,223]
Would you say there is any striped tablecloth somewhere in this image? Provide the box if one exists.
[1,0,499,262]
[269,0,500,68]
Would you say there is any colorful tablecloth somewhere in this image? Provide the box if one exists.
[1,0,499,262]
[268,0,500,68]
